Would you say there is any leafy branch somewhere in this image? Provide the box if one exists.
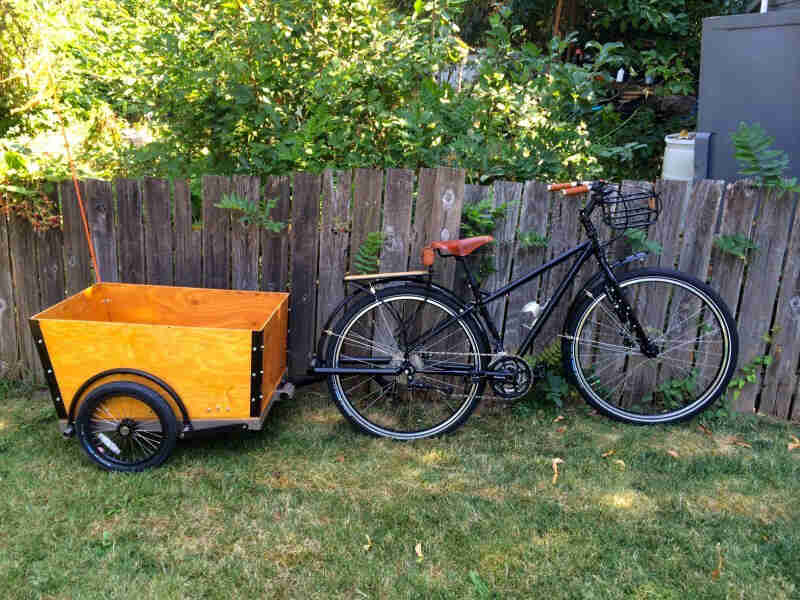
[713,233,758,261]
[726,354,772,402]
[215,192,285,232]
[518,230,549,249]
[730,122,800,194]
[460,198,508,238]
[624,229,662,255]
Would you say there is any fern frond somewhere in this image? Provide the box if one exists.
[731,122,800,193]
[353,231,383,274]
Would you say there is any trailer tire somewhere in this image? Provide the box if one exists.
[76,382,178,472]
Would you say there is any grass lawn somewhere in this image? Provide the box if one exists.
[1,379,799,599]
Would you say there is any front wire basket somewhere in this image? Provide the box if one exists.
[599,182,660,230]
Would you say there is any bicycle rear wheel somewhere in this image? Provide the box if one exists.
[563,268,738,424]
[325,285,488,439]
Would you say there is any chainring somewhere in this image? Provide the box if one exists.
[488,355,534,400]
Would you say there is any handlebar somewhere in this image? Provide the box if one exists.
[546,182,578,191]
[562,184,590,196]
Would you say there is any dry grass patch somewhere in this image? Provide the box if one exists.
[693,488,791,524]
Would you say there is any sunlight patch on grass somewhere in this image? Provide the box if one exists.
[656,428,715,457]
[422,449,447,465]
[599,490,656,515]
[305,409,342,424]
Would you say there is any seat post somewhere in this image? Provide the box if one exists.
[456,257,483,303]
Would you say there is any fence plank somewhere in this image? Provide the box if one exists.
[289,172,322,377]
[261,175,291,292]
[483,180,523,338]
[677,180,724,280]
[760,192,800,418]
[59,180,93,294]
[230,175,260,290]
[454,184,491,298]
[733,187,795,413]
[0,213,19,377]
[317,170,351,341]
[8,216,42,381]
[652,180,725,391]
[536,192,582,354]
[143,177,173,285]
[649,179,691,269]
[36,226,65,309]
[202,176,232,290]
[381,168,413,273]
[429,167,466,290]
[84,179,118,282]
[173,179,202,287]
[116,178,145,284]
[506,181,550,352]
[349,168,383,272]
[711,181,758,315]
[411,168,436,270]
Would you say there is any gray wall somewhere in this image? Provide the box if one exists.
[697,11,800,181]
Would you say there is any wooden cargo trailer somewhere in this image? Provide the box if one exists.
[30,283,289,471]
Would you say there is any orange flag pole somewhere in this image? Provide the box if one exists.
[57,110,102,283]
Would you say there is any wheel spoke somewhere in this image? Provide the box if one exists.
[569,274,734,423]
[329,291,483,439]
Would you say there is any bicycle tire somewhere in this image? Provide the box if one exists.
[562,268,738,424]
[325,284,489,439]
[76,381,178,472]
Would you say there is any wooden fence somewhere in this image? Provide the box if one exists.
[1,168,799,420]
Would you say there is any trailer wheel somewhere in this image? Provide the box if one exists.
[76,382,178,472]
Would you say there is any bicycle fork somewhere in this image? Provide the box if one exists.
[584,216,660,358]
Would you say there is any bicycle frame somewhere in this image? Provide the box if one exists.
[315,186,659,377]
[407,240,595,357]
[405,185,662,362]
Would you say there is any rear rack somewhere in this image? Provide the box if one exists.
[343,270,429,281]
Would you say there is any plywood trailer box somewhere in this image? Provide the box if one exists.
[31,283,289,471]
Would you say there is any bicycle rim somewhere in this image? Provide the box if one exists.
[329,293,483,439]
[569,275,734,423]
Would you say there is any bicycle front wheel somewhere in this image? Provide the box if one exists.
[325,285,488,439]
[563,268,738,424]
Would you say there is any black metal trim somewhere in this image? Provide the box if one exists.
[29,319,67,419]
[69,368,191,430]
[250,330,264,418]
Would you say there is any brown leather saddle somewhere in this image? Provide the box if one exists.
[421,235,494,266]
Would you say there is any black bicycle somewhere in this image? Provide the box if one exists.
[312,180,739,440]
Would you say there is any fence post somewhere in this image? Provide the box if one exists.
[760,190,800,418]
[116,178,146,284]
[0,212,19,378]
[8,216,43,381]
[143,177,173,285]
[733,185,796,413]
[202,176,232,290]
[289,172,323,378]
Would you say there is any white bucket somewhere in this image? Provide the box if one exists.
[662,133,696,181]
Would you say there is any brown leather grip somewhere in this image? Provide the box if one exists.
[422,246,435,267]
[562,185,590,196]
[547,182,578,191]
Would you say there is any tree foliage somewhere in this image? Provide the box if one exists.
[3,0,697,228]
